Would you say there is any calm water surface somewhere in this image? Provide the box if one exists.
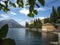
[7,28,58,45]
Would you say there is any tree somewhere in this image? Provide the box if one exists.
[44,18,50,23]
[0,24,15,45]
[38,18,42,28]
[34,18,42,28]
[56,19,60,23]
[50,6,60,24]
[25,22,29,28]
[0,0,45,17]
[50,6,57,23]
[56,6,60,19]
[55,6,60,23]
[25,18,42,28]
[29,23,34,28]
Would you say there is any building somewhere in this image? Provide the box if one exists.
[41,19,44,24]
[42,23,56,32]
[29,20,34,24]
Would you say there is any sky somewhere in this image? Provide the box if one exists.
[0,0,60,26]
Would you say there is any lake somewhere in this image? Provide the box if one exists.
[7,28,58,45]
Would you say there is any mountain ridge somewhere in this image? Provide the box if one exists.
[0,19,24,28]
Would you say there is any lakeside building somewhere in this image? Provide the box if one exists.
[42,23,56,32]
[41,19,44,24]
[29,20,34,24]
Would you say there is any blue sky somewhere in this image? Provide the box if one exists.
[0,0,60,26]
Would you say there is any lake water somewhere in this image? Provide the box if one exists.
[7,28,58,45]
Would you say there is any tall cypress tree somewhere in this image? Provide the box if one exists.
[44,18,50,23]
[50,6,57,23]
[57,6,60,19]
[56,6,60,23]
[25,22,29,28]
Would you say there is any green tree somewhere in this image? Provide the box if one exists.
[50,6,60,24]
[56,19,60,23]
[38,18,42,28]
[55,7,60,23]
[56,6,60,19]
[34,18,42,28]
[50,6,57,24]
[26,18,42,28]
[25,22,29,28]
[44,18,50,23]
[0,0,45,17]
[0,24,15,45]
[34,20,36,27]
[29,23,34,28]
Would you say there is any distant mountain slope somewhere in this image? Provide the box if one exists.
[0,19,24,28]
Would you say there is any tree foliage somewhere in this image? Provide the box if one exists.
[25,18,42,28]
[0,24,8,38]
[2,38,15,45]
[43,18,50,23]
[57,6,60,19]
[0,0,45,17]
[50,6,60,24]
[56,6,60,23]
[50,6,57,23]
[34,18,42,28]
[0,24,16,45]
[25,22,29,28]
[56,19,60,23]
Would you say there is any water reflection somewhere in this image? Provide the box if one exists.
[7,28,58,45]
[25,30,42,45]
[42,32,58,45]
[42,32,58,41]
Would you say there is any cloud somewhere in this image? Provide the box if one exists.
[16,17,46,26]
[19,20,30,26]
[19,21,25,26]
[0,18,5,21]
[14,19,25,26]
[19,8,29,15]
[34,17,46,20]
[0,14,9,18]
[19,7,50,15]
[0,1,5,5]
[0,14,9,21]
[15,19,30,26]
[10,11,16,15]
[35,7,50,11]
[45,0,54,2]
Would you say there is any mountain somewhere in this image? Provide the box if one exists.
[0,19,24,28]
